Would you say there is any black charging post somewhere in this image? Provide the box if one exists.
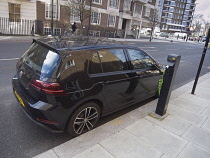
[155,54,181,116]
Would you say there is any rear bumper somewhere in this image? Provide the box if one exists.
[12,75,65,133]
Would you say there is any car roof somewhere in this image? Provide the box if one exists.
[34,36,123,50]
[33,36,142,55]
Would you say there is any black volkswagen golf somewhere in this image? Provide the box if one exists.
[12,36,163,136]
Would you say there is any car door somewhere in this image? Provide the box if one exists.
[125,48,162,102]
[88,48,135,112]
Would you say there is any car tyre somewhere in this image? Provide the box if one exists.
[66,102,101,137]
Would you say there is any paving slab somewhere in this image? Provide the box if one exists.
[33,150,58,158]
[101,99,157,133]
[73,144,114,158]
[202,107,210,117]
[125,118,188,158]
[145,114,191,136]
[178,93,210,107]
[168,103,207,126]
[182,125,210,151]
[170,97,206,113]
[161,155,171,158]
[177,142,210,158]
[99,129,163,158]
[191,87,210,101]
[201,118,210,132]
[53,124,115,158]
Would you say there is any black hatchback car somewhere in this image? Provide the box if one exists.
[12,36,163,136]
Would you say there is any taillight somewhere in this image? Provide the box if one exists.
[30,80,67,96]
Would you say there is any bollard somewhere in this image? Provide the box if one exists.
[155,54,181,116]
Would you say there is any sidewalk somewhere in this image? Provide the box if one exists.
[34,72,210,158]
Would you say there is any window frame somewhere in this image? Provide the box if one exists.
[109,0,118,8]
[45,3,60,20]
[108,14,116,27]
[91,11,101,25]
[144,7,150,17]
[8,3,21,22]
[92,0,102,4]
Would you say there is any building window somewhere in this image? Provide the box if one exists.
[144,7,150,17]
[44,28,61,35]
[8,3,21,22]
[135,4,142,15]
[45,3,60,20]
[91,12,101,25]
[124,0,131,11]
[169,7,174,12]
[110,0,118,8]
[108,15,116,27]
[169,13,173,18]
[93,0,102,4]
[71,10,80,22]
[54,28,61,35]
[170,1,176,6]
[89,30,100,37]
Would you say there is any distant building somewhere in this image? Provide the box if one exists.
[160,0,196,33]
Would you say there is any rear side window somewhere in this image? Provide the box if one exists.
[20,43,61,78]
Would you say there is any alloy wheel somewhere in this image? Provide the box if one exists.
[73,107,99,135]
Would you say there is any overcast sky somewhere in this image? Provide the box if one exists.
[194,0,210,21]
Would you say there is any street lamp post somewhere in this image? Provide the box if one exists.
[51,0,54,36]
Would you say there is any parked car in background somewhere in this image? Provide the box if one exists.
[202,37,207,42]
[12,36,164,136]
[160,32,169,38]
[174,32,187,38]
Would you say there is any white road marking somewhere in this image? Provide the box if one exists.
[143,50,158,52]
[0,58,19,61]
[166,49,179,50]
[139,47,156,48]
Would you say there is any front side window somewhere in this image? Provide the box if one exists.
[108,15,116,27]
[45,3,60,20]
[127,49,155,69]
[8,3,20,22]
[110,0,118,8]
[91,12,101,24]
[98,49,128,73]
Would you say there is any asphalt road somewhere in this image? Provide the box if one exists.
[0,39,209,158]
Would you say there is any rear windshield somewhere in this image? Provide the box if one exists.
[20,42,61,78]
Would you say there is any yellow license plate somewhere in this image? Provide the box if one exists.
[14,91,25,107]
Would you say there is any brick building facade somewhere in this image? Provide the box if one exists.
[0,0,159,38]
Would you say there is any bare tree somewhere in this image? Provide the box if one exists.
[146,8,160,42]
[191,14,203,36]
[65,0,91,35]
[202,19,210,36]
